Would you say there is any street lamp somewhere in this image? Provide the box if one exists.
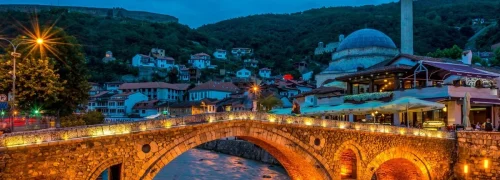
[1,37,44,131]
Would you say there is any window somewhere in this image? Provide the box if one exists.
[118,109,124,113]
[245,72,249,75]
[238,72,242,75]
[118,102,124,106]
[142,110,146,114]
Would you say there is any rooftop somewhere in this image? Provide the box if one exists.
[189,81,240,93]
[133,100,159,109]
[119,82,190,91]
[337,29,397,52]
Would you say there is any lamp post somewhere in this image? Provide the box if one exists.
[0,37,44,132]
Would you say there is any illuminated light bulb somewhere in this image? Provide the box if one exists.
[484,159,489,169]
[464,164,468,174]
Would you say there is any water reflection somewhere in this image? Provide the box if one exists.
[154,149,290,180]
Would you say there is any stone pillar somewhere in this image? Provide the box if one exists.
[393,113,401,126]
[401,0,414,55]
[393,76,400,90]
[446,100,462,125]
[348,114,354,122]
[346,82,352,95]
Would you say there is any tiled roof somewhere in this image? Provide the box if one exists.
[157,56,175,61]
[138,54,151,58]
[189,81,240,93]
[91,91,110,98]
[119,82,190,90]
[133,100,159,110]
[193,53,210,57]
[111,92,135,97]
[260,68,271,71]
[215,49,226,52]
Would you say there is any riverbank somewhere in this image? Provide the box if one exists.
[197,139,281,165]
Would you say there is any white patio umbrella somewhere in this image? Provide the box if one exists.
[379,97,445,127]
[463,92,472,130]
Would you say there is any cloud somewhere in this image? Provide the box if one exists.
[1,0,397,27]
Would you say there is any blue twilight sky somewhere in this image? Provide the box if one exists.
[0,0,397,28]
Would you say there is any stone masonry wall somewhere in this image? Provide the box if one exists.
[455,132,500,179]
[0,112,457,180]
[198,139,281,165]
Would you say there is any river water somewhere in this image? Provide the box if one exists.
[154,149,290,180]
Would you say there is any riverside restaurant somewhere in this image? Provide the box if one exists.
[272,54,500,130]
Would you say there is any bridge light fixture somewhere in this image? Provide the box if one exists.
[484,159,489,169]
[463,164,468,174]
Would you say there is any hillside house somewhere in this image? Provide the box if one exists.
[189,81,240,101]
[189,53,211,69]
[236,68,251,78]
[119,82,190,102]
[231,48,252,57]
[213,49,227,60]
[259,68,271,78]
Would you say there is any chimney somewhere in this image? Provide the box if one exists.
[462,50,472,65]
[401,0,414,55]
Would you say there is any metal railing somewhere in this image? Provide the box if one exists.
[0,112,456,148]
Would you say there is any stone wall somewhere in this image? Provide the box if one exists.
[0,112,458,180]
[455,132,500,179]
[198,139,280,165]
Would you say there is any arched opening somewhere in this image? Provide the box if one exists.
[372,158,424,180]
[340,149,357,179]
[137,125,331,180]
[96,164,122,180]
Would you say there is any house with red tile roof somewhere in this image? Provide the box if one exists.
[132,54,155,67]
[189,81,240,101]
[132,52,176,69]
[132,100,160,117]
[188,53,211,69]
[88,92,148,118]
[259,68,272,78]
[231,48,253,57]
[119,82,190,102]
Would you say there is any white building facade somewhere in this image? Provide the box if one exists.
[259,68,271,78]
[213,49,227,60]
[189,53,211,69]
[236,68,251,78]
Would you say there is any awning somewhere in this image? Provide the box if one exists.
[423,61,498,78]
[471,98,500,105]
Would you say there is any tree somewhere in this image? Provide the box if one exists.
[460,26,475,38]
[0,58,65,111]
[168,68,179,83]
[258,95,283,111]
[427,45,463,59]
[60,114,85,127]
[491,48,500,66]
[22,27,91,117]
[82,111,104,125]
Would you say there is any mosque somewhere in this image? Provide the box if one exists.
[315,29,400,88]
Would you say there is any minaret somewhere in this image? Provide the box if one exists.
[401,0,414,55]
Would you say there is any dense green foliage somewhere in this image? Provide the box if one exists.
[60,111,105,127]
[427,45,464,59]
[0,58,64,112]
[0,9,217,82]
[199,0,500,73]
[476,20,500,51]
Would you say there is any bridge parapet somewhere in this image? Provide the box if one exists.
[0,112,455,148]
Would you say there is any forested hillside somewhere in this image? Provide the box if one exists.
[0,9,218,82]
[199,0,500,74]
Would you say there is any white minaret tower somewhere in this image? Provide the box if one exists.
[401,0,414,55]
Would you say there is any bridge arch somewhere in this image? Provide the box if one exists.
[333,140,366,180]
[86,157,123,180]
[361,147,432,180]
[135,122,333,180]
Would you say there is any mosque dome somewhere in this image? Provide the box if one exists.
[337,29,397,51]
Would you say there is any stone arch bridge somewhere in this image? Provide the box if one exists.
[0,112,456,180]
